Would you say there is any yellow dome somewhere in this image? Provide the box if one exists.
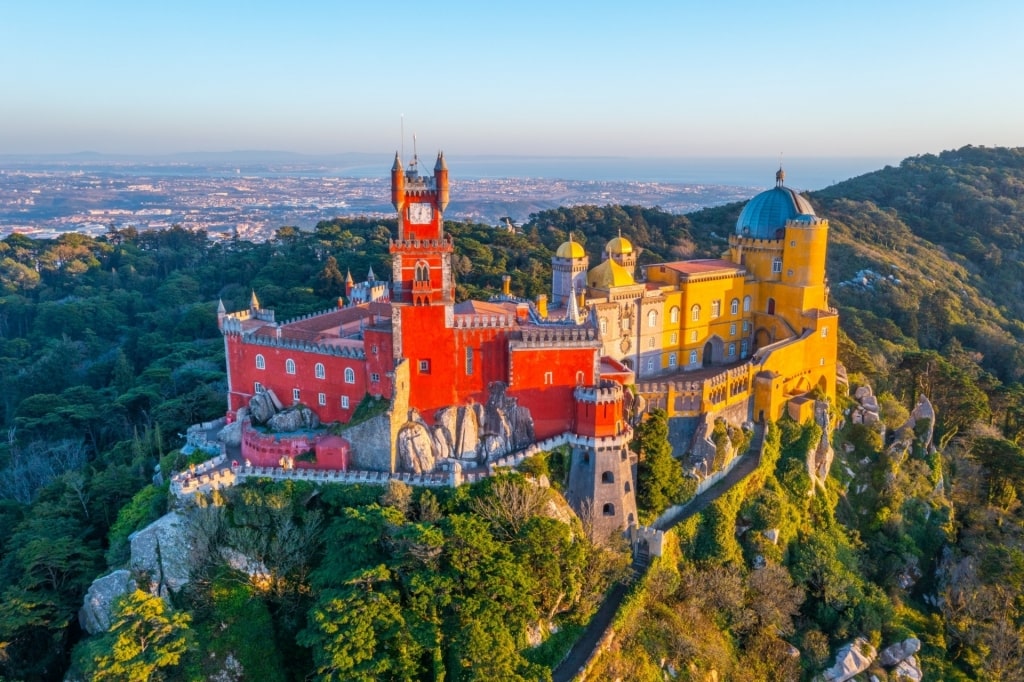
[606,235,634,255]
[587,259,635,289]
[556,240,586,259]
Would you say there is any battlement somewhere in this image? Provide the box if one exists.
[452,313,515,329]
[574,381,623,405]
[390,237,453,251]
[512,326,598,349]
[241,333,366,359]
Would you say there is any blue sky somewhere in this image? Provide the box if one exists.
[1,1,1021,159]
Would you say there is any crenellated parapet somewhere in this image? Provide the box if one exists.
[452,313,516,329]
[242,334,366,359]
[513,326,599,349]
[574,381,623,405]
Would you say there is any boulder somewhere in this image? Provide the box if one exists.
[248,390,282,424]
[396,422,437,473]
[764,528,780,545]
[892,655,923,681]
[816,637,876,682]
[879,637,921,667]
[129,511,194,597]
[218,418,243,446]
[854,385,873,401]
[267,404,320,432]
[220,547,270,580]
[808,400,835,488]
[79,569,136,634]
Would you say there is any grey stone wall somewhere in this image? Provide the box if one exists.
[344,413,394,472]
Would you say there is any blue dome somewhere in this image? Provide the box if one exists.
[735,185,816,239]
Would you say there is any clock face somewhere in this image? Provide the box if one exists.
[409,203,433,224]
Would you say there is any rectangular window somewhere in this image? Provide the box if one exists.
[370,372,380,383]
[821,326,828,338]
[371,344,378,355]
[341,395,350,409]
[728,343,736,357]
[292,388,300,402]
[730,323,736,336]
[544,371,553,385]
[690,330,697,342]
[318,392,326,406]
[254,381,263,394]
[741,339,749,357]
[419,360,430,374]
[465,347,474,375]
[670,332,677,344]
[646,359,654,371]
[772,258,783,273]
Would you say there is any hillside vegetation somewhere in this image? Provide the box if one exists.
[0,147,1023,679]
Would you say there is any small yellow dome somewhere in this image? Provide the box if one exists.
[556,240,586,259]
[606,235,634,255]
[587,259,635,289]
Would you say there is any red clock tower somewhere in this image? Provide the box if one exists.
[390,151,452,307]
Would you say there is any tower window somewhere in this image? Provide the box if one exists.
[601,471,614,484]
[255,354,265,370]
[285,358,296,374]
[691,304,701,321]
[315,362,325,379]
[345,367,356,383]
[602,503,615,516]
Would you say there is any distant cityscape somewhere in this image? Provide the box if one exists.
[0,163,760,242]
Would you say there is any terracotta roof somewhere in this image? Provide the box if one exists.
[453,300,518,316]
[659,259,741,276]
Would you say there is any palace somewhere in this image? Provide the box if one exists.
[219,152,837,536]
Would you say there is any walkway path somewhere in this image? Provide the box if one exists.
[551,425,765,682]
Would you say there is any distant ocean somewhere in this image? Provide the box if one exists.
[0,153,901,192]
[324,156,901,191]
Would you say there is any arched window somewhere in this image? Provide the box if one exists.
[255,354,265,370]
[344,367,355,384]
[711,300,721,318]
[285,358,296,374]
[730,298,739,315]
[624,481,631,493]
[315,362,325,379]
[648,337,655,349]
[601,471,614,484]
[415,260,430,282]
[689,350,698,365]
[690,304,701,322]
[602,503,615,516]
[743,295,752,312]
[647,310,657,328]
[670,306,680,323]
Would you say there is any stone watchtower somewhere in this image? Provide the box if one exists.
[551,235,588,308]
[565,381,638,540]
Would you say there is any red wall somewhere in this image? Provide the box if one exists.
[363,327,395,399]
[574,397,624,438]
[508,346,598,440]
[226,336,369,424]
[241,423,350,470]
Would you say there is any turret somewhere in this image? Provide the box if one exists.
[217,298,226,330]
[434,151,449,212]
[345,269,354,297]
[391,152,405,211]
[249,290,260,313]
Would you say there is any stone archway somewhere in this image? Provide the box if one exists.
[702,336,724,367]
[754,327,772,350]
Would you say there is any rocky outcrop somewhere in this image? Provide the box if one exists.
[893,656,923,681]
[888,396,936,461]
[808,400,835,489]
[851,385,881,429]
[397,414,437,474]
[266,404,321,432]
[248,389,283,425]
[129,511,194,598]
[79,570,136,634]
[218,409,246,446]
[395,382,535,473]
[879,637,921,667]
[816,637,876,682]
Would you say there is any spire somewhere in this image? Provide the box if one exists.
[345,269,354,284]
[434,151,447,171]
[776,164,785,187]
[367,266,377,282]
[567,283,582,325]
[392,151,402,171]
[249,290,260,311]
[217,298,226,314]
